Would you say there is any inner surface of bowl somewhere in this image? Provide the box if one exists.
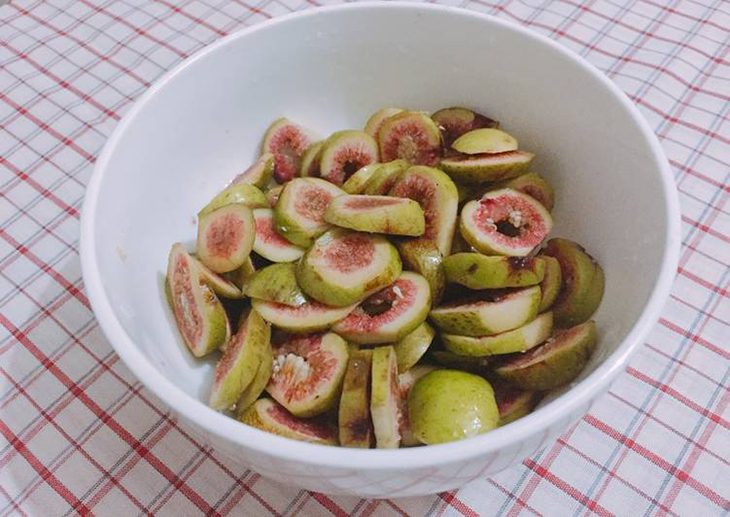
[83,3,675,476]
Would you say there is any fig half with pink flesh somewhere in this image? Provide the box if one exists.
[319,130,379,186]
[252,297,356,334]
[362,159,408,195]
[262,118,316,184]
[441,150,534,184]
[339,349,374,448]
[296,229,402,307]
[231,153,275,189]
[240,398,337,445]
[243,263,307,307]
[166,244,230,357]
[274,178,344,247]
[197,204,256,273]
[397,364,437,446]
[198,183,268,217]
[396,238,446,306]
[266,332,349,417]
[370,346,401,449]
[236,336,273,415]
[460,188,553,257]
[364,107,404,138]
[494,382,542,426]
[393,321,435,372]
[537,255,562,312]
[332,271,431,344]
[299,142,323,177]
[389,166,459,257]
[209,308,270,411]
[252,208,305,263]
[378,111,442,166]
[499,172,555,211]
[451,128,518,155]
[494,320,597,390]
[444,253,546,289]
[324,195,425,237]
[431,107,499,148]
[441,311,553,357]
[429,285,541,336]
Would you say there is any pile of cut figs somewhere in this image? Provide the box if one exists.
[166,106,605,447]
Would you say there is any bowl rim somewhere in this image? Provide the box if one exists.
[80,1,681,470]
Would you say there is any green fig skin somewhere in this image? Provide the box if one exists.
[339,350,374,448]
[243,263,307,307]
[240,398,338,445]
[231,153,275,189]
[393,322,436,372]
[499,172,555,211]
[362,160,409,195]
[440,151,534,184]
[494,384,543,426]
[444,253,546,289]
[397,239,446,305]
[342,163,382,194]
[537,255,562,313]
[235,337,273,415]
[199,183,268,217]
[451,128,518,155]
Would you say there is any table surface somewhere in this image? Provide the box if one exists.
[1,0,728,515]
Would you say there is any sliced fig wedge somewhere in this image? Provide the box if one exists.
[197,203,256,273]
[378,111,442,166]
[441,150,534,184]
[332,272,431,344]
[299,142,323,177]
[236,337,273,415]
[364,107,404,138]
[209,309,270,411]
[265,185,283,207]
[231,153,275,189]
[296,229,402,307]
[252,208,305,263]
[460,188,553,257]
[543,238,605,327]
[537,255,562,313]
[362,159,408,196]
[274,178,344,247]
[389,166,459,257]
[499,172,555,211]
[252,298,356,334]
[431,107,499,148]
[223,257,256,291]
[324,195,425,236]
[370,346,401,449]
[443,253,546,289]
[441,312,553,357]
[240,398,337,445]
[393,321,435,372]
[397,364,437,446]
[451,128,518,155]
[429,285,541,336]
[494,382,542,426]
[243,263,307,307]
[397,239,446,306]
[342,163,382,194]
[262,118,316,184]
[166,244,230,357]
[494,320,598,390]
[266,332,349,417]
[339,349,374,448]
[195,258,245,299]
[199,183,268,217]
[429,350,490,373]
[319,130,379,185]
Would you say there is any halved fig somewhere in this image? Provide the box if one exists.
[364,107,404,138]
[195,257,245,299]
[209,309,270,410]
[261,118,316,184]
[378,111,442,166]
[324,195,425,236]
[243,263,307,307]
[460,188,553,257]
[266,332,349,417]
[441,312,553,357]
[339,349,374,448]
[223,257,256,290]
[494,382,542,426]
[494,320,598,390]
[197,204,256,273]
[240,398,337,445]
[397,364,437,446]
[319,130,379,185]
[537,255,562,312]
[543,238,605,327]
[199,183,268,217]
[252,298,356,334]
[265,185,283,207]
[389,166,459,257]
[299,142,323,177]
[429,285,541,336]
[166,244,230,357]
[235,336,273,415]
[274,178,344,247]
[408,369,499,444]
[451,128,518,155]
[342,163,381,194]
[296,229,402,307]
[332,271,431,344]
[441,151,534,184]
[500,172,555,211]
[370,346,401,448]
[252,208,305,263]
[393,321,435,372]
[429,350,490,373]
[443,253,546,289]
[362,159,408,195]
[230,153,275,189]
[397,239,446,305]
[431,107,499,148]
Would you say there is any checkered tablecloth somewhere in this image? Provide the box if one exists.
[1,0,728,514]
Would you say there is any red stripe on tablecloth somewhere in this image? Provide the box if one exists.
[151,0,227,36]
[439,491,480,517]
[0,157,80,218]
[659,317,729,360]
[309,492,349,517]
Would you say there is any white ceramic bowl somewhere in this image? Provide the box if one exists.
[80,3,680,497]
